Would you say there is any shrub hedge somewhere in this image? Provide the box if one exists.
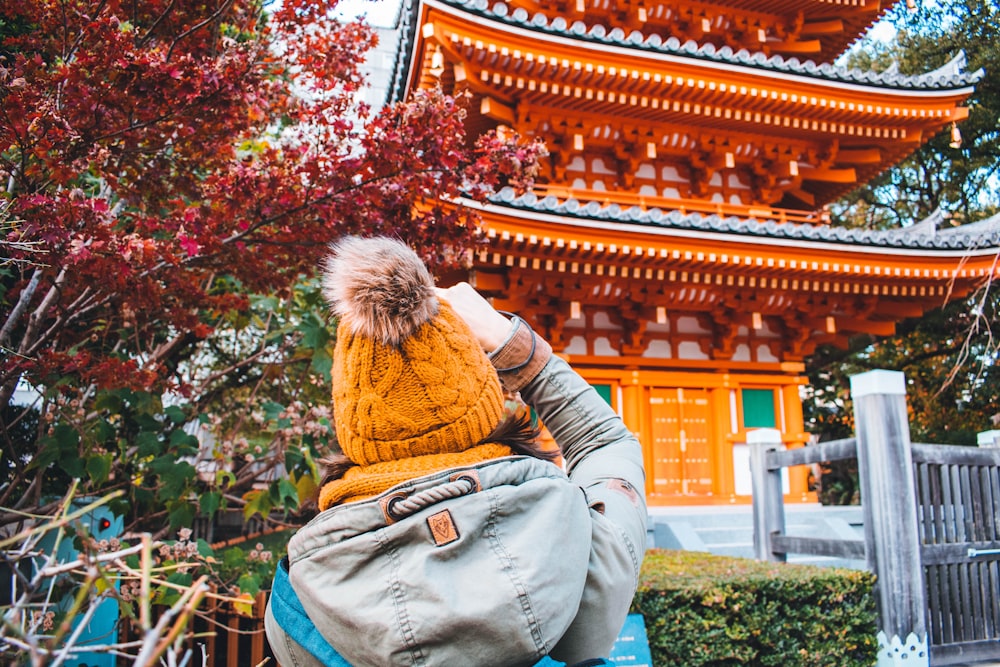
[630,549,878,666]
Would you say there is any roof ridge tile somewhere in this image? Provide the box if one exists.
[488,190,999,250]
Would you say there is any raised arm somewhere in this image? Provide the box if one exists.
[436,283,646,513]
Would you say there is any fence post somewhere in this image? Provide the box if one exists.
[850,370,928,667]
[748,428,786,563]
[977,429,1000,448]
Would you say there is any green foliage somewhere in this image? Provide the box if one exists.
[631,550,878,666]
[833,0,1000,227]
[803,290,999,505]
[0,276,332,610]
[805,294,999,449]
[3,276,333,542]
[813,2,1000,473]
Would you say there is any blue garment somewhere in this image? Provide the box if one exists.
[270,558,612,667]
[270,558,352,667]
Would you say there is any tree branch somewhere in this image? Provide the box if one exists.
[137,0,177,47]
[17,268,66,356]
[0,268,43,348]
[165,0,236,62]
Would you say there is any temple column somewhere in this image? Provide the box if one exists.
[710,386,736,500]
[781,382,812,501]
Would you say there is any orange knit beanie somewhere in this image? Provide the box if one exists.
[317,237,508,510]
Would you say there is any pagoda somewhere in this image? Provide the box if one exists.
[382,0,995,504]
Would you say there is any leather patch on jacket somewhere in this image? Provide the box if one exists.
[608,478,640,507]
[427,509,460,546]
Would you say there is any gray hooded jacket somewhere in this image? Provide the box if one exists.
[265,319,647,666]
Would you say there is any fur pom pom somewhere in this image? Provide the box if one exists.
[322,236,438,345]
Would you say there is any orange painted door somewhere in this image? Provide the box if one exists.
[649,387,714,496]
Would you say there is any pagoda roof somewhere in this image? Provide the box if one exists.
[490,187,1000,253]
[500,0,889,63]
[392,0,981,208]
[405,0,982,93]
[459,195,998,355]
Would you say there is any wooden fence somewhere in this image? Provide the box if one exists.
[118,589,272,667]
[749,369,1000,667]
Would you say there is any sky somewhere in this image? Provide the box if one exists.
[335,0,403,26]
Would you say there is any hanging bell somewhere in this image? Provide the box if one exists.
[429,46,445,78]
[949,123,962,149]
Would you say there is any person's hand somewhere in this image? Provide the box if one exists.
[435,282,514,353]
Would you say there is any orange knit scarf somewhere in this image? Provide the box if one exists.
[317,443,513,511]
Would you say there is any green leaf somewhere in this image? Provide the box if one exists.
[200,491,222,518]
[38,424,85,478]
[136,431,162,457]
[60,456,85,478]
[164,405,188,424]
[223,546,247,569]
[293,471,318,505]
[296,312,329,349]
[109,496,130,518]
[237,572,261,597]
[134,413,161,432]
[167,571,194,588]
[118,599,137,619]
[152,584,178,607]
[215,470,237,489]
[90,418,116,443]
[284,447,303,473]
[262,401,284,422]
[86,453,113,485]
[251,294,280,311]
[310,345,332,376]
[133,486,154,509]
[52,423,79,448]
[93,392,123,413]
[150,458,196,499]
[167,499,196,531]
[243,489,272,520]
[27,441,61,471]
[168,428,199,456]
[278,477,299,507]
[196,538,215,558]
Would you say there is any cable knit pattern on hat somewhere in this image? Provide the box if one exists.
[318,237,510,510]
[332,303,505,466]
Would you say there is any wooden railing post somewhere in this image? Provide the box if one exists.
[851,370,928,667]
[748,428,786,562]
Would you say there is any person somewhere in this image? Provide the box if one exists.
[264,236,647,667]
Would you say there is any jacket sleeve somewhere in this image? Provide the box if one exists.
[489,316,647,549]
[489,317,648,661]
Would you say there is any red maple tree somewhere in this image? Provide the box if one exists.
[0,0,544,534]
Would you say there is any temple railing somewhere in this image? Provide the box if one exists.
[530,185,824,225]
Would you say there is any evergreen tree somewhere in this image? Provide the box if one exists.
[833,0,1000,228]
[806,0,999,504]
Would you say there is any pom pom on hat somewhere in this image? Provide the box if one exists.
[323,236,439,346]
